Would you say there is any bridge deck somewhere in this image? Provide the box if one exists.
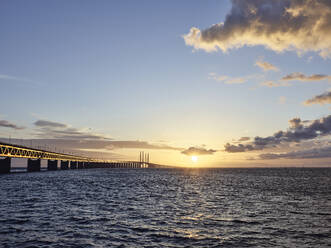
[0,142,102,162]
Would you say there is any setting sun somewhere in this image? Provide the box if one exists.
[191,156,198,162]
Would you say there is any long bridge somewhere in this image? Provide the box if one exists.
[0,142,154,173]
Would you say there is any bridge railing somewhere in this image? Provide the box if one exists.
[0,142,96,162]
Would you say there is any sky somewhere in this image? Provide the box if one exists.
[1,0,331,167]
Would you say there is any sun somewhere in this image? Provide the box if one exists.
[191,156,198,162]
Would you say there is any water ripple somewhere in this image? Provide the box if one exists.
[0,168,330,247]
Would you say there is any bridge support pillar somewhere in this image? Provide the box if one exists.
[61,161,69,170]
[70,161,77,169]
[78,162,84,169]
[0,157,11,174]
[47,160,58,171]
[27,159,41,172]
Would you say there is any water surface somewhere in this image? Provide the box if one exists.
[0,168,330,247]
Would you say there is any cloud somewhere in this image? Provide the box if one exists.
[30,119,182,154]
[288,117,302,129]
[34,120,68,128]
[105,141,181,151]
[208,73,246,84]
[304,91,331,105]
[0,74,39,85]
[0,74,31,82]
[260,81,290,87]
[224,114,331,152]
[30,139,180,151]
[281,73,331,82]
[224,143,253,153]
[255,59,279,71]
[0,138,182,160]
[208,73,259,84]
[183,0,331,58]
[34,119,109,140]
[238,137,250,142]
[0,120,24,130]
[181,147,216,156]
[223,77,246,84]
[260,146,331,159]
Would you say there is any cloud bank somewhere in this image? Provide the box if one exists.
[10,138,181,151]
[29,119,182,154]
[260,146,331,159]
[181,147,216,156]
[34,119,109,140]
[225,114,331,152]
[183,0,331,58]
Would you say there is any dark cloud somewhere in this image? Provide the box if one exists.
[181,147,216,156]
[304,91,331,105]
[34,120,67,128]
[260,146,331,159]
[238,137,250,142]
[225,114,331,153]
[289,118,303,129]
[224,143,256,153]
[281,73,331,82]
[0,120,24,130]
[184,0,331,57]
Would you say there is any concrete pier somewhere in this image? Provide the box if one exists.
[47,160,58,171]
[61,160,69,170]
[70,161,77,169]
[0,157,11,174]
[27,159,41,172]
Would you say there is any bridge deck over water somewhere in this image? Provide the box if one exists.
[0,142,152,173]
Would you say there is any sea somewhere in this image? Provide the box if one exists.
[0,168,330,247]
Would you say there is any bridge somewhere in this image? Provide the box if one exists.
[0,142,153,173]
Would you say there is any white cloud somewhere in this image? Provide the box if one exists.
[183,0,331,58]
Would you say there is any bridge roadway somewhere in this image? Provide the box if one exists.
[0,142,149,173]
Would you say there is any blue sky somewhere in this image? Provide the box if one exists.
[1,0,331,166]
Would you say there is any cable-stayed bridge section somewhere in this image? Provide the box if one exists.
[0,142,152,173]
